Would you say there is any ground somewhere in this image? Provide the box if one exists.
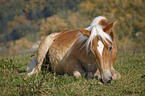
[0,53,145,96]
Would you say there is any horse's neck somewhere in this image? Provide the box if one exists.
[73,36,96,64]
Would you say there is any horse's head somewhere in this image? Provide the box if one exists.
[78,16,116,83]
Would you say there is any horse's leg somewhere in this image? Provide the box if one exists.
[27,33,60,76]
[110,43,121,79]
[111,66,121,80]
[27,54,45,76]
[110,57,121,80]
[85,64,97,79]
[65,58,86,78]
[94,69,101,79]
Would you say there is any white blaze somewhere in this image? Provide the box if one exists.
[83,16,113,53]
[97,40,104,56]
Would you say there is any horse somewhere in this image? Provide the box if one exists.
[27,16,121,83]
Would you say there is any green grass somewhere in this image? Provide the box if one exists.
[0,53,145,96]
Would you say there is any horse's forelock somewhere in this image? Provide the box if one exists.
[83,16,114,53]
[91,16,107,26]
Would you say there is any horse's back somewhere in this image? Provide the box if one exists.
[48,30,81,73]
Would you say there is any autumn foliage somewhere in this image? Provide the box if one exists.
[0,0,144,55]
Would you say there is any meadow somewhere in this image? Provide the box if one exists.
[0,53,145,96]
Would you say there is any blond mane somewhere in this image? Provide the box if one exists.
[83,16,114,52]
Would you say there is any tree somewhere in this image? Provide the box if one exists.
[40,15,67,38]
[79,0,145,51]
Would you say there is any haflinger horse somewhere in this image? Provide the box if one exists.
[27,16,121,83]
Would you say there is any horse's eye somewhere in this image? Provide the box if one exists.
[109,46,112,51]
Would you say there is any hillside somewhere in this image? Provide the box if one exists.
[0,53,145,95]
[0,0,145,56]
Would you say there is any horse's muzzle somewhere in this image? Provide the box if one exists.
[101,77,113,84]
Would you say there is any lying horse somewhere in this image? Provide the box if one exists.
[27,16,121,83]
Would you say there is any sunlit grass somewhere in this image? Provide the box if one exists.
[0,53,145,95]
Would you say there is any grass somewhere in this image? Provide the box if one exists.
[0,53,145,96]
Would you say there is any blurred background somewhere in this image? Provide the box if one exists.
[0,0,144,56]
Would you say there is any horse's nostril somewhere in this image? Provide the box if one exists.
[100,77,113,84]
[107,77,113,84]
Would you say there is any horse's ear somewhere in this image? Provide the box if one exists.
[103,21,116,34]
[77,28,91,37]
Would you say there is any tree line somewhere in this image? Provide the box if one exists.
[0,0,144,55]
[0,0,83,42]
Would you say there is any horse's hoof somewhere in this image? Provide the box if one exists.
[73,71,82,78]
[112,72,121,80]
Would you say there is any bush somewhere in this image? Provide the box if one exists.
[39,15,67,37]
[8,38,33,55]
